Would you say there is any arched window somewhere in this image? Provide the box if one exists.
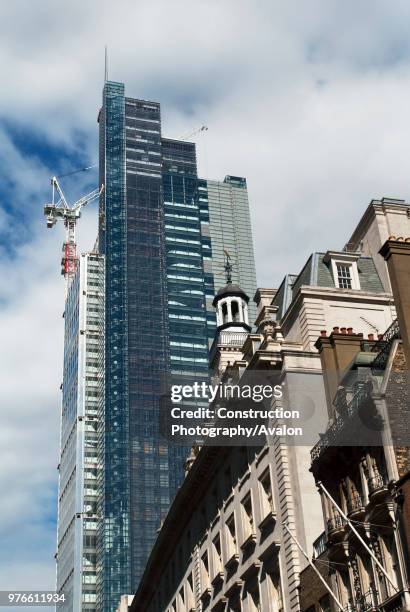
[222,302,228,324]
[231,300,240,322]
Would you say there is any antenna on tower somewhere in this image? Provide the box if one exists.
[104,45,108,83]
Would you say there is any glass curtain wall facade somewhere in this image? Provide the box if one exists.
[162,138,216,493]
[96,81,258,611]
[56,253,104,612]
[98,83,171,611]
[203,176,258,326]
[162,138,215,358]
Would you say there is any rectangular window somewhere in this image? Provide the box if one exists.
[266,569,283,611]
[240,493,255,546]
[212,533,222,576]
[225,513,237,562]
[201,550,210,591]
[186,573,195,609]
[248,581,261,612]
[259,468,274,518]
[336,263,352,289]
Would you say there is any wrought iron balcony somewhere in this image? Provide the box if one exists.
[355,587,379,611]
[327,513,345,534]
[343,587,407,612]
[347,492,364,515]
[311,324,401,465]
[378,589,409,611]
[368,473,388,496]
[311,381,373,462]
[371,319,401,372]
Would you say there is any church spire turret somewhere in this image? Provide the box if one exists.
[210,257,251,374]
[212,256,251,331]
[223,249,233,284]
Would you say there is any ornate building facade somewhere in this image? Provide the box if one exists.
[300,203,410,612]
[128,198,410,612]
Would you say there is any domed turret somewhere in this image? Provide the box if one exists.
[209,252,251,374]
[212,252,251,331]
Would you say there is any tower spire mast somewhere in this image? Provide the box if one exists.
[223,249,233,284]
[104,45,108,83]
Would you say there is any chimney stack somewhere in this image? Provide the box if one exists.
[315,328,363,417]
[380,238,410,367]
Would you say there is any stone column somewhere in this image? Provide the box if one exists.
[226,298,233,323]
[243,302,249,326]
[238,300,244,323]
[217,302,223,327]
[359,457,369,506]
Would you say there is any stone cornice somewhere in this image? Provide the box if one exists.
[323,250,361,264]
[280,285,393,336]
[347,199,409,249]
[379,238,410,261]
[254,304,278,328]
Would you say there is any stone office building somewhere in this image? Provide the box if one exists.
[299,204,410,612]
[305,326,410,611]
[130,276,320,612]
[128,197,409,612]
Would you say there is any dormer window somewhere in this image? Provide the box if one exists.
[336,263,352,289]
[324,251,361,291]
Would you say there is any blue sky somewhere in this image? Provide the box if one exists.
[2,0,410,601]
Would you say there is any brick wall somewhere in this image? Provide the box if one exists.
[384,343,410,476]
[299,553,330,611]
[385,342,410,573]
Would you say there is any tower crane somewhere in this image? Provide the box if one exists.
[44,168,104,289]
[178,124,208,141]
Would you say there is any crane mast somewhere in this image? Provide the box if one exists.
[44,174,103,291]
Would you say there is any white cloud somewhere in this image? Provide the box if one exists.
[2,0,410,588]
[0,210,98,590]
[0,127,97,588]
[0,233,62,590]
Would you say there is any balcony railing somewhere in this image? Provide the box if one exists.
[355,587,379,611]
[327,514,345,533]
[344,588,408,612]
[368,473,388,494]
[209,330,248,364]
[371,319,401,372]
[218,331,248,347]
[311,381,373,462]
[347,492,364,514]
[379,589,408,611]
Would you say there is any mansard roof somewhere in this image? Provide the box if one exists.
[272,253,385,320]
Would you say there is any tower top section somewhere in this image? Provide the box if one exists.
[213,251,249,307]
[213,283,249,306]
[212,253,251,331]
